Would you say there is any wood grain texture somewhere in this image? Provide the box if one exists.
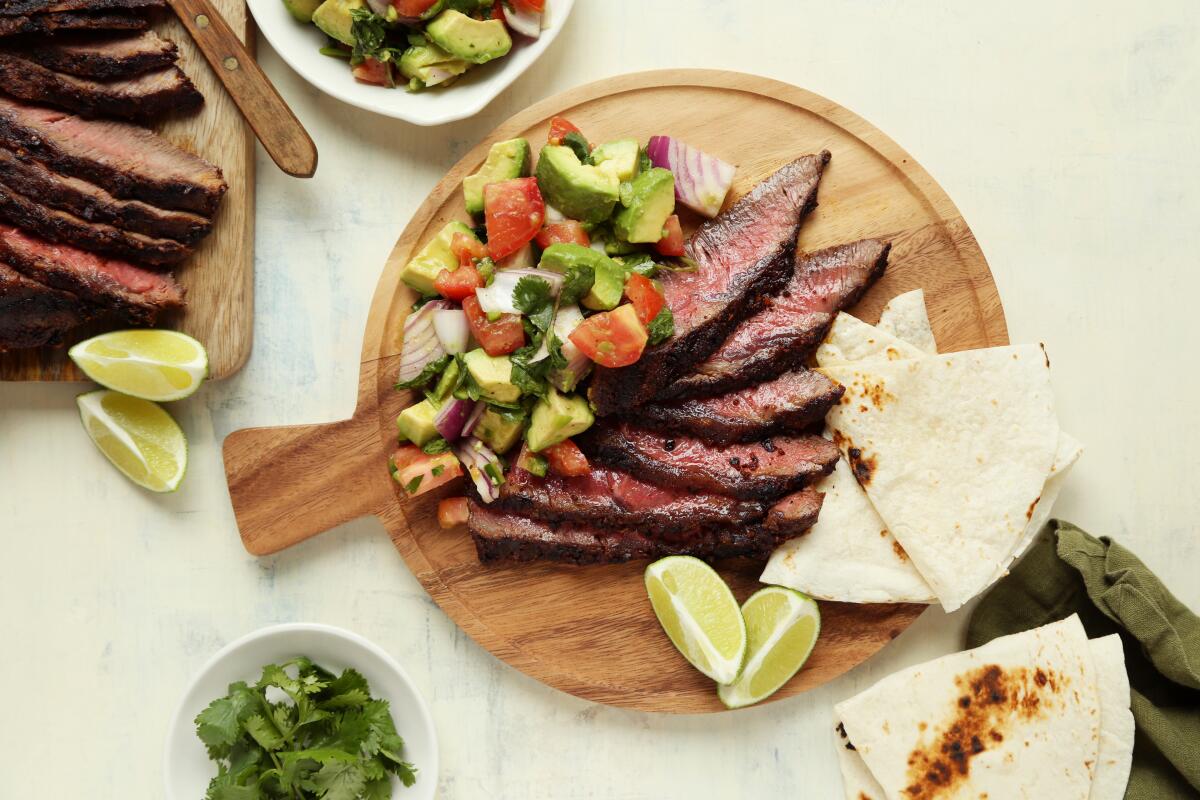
[224,70,1008,713]
[0,0,255,381]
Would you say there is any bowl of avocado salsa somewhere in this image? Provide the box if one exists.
[389,116,737,521]
[248,0,574,123]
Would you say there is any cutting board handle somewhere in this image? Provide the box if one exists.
[223,407,394,555]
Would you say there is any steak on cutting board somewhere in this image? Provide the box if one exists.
[660,239,891,400]
[0,97,226,214]
[579,423,839,501]
[0,0,164,15]
[0,52,202,121]
[14,30,178,79]
[0,260,91,349]
[0,223,182,324]
[0,11,148,37]
[588,152,830,416]
[636,368,844,445]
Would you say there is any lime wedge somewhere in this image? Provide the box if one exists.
[645,556,747,684]
[718,586,821,708]
[69,329,208,402]
[77,390,188,492]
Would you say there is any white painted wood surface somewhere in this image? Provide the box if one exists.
[2,1,1198,796]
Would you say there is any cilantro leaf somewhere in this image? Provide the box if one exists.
[195,681,258,757]
[421,437,451,455]
[395,354,451,390]
[558,264,594,306]
[647,305,675,345]
[313,761,367,800]
[243,715,285,752]
[562,131,592,164]
[619,253,658,278]
[349,8,402,65]
[512,276,555,332]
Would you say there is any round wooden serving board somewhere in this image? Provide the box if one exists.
[223,71,1008,713]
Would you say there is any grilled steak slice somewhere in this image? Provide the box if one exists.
[637,368,843,445]
[0,180,191,265]
[0,11,147,37]
[579,423,839,501]
[0,52,201,120]
[15,31,177,79]
[0,260,90,349]
[760,488,823,537]
[0,0,163,15]
[0,97,226,214]
[469,502,807,566]
[494,463,767,536]
[0,147,210,243]
[0,223,182,322]
[588,153,830,415]
[662,239,891,400]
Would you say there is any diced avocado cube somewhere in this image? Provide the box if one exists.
[311,0,364,45]
[400,221,478,295]
[591,139,640,183]
[397,398,440,446]
[282,0,323,23]
[614,167,676,244]
[535,145,620,224]
[463,138,532,216]
[462,349,521,404]
[526,388,595,452]
[425,9,512,65]
[430,357,462,404]
[474,406,526,454]
[399,43,469,84]
[540,243,627,311]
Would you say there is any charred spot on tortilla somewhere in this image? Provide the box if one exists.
[893,540,909,562]
[1025,496,1041,521]
[847,446,877,486]
[1041,343,1050,369]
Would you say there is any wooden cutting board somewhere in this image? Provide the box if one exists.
[0,1,255,381]
[224,71,1008,713]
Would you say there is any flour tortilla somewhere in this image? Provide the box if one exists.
[821,345,1060,611]
[836,615,1100,800]
[877,288,938,353]
[834,718,886,800]
[816,311,927,368]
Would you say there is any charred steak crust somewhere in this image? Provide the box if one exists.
[0,52,202,121]
[0,147,212,243]
[636,368,845,446]
[0,179,192,265]
[661,239,892,400]
[0,0,164,15]
[578,423,840,501]
[15,31,178,79]
[0,260,92,349]
[0,11,148,37]
[588,152,831,416]
[0,97,227,215]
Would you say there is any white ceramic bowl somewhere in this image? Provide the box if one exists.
[247,0,575,124]
[164,623,438,799]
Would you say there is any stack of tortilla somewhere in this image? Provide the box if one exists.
[833,615,1134,800]
[761,290,1082,611]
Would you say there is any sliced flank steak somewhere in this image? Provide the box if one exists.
[0,11,148,37]
[0,0,164,15]
[588,152,830,415]
[0,180,192,265]
[661,239,891,400]
[469,502,813,566]
[0,223,182,323]
[0,52,202,120]
[760,488,824,537]
[637,368,844,446]
[493,463,767,537]
[0,96,226,214]
[579,423,839,501]
[0,147,211,243]
[14,30,178,79]
[0,260,91,349]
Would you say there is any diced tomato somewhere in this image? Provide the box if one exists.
[395,451,462,496]
[484,178,545,260]
[438,497,470,529]
[391,0,439,18]
[451,232,488,267]
[547,116,582,146]
[390,445,425,473]
[352,57,392,87]
[513,443,546,475]
[542,439,589,476]
[654,214,685,257]
[491,0,505,19]
[434,264,483,301]
[513,0,544,12]
[535,220,590,248]
[569,303,649,368]
[623,273,664,326]
[462,295,525,356]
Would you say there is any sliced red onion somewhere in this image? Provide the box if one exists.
[424,65,460,88]
[453,437,505,503]
[434,397,475,442]
[432,308,469,354]
[474,268,564,315]
[501,2,542,38]
[398,300,450,384]
[646,135,736,218]
[496,242,535,270]
[544,204,566,223]
[550,305,591,391]
[461,400,487,438]
[364,0,389,16]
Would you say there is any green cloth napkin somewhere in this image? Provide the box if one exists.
[967,520,1200,799]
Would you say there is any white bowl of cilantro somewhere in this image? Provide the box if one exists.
[164,623,438,799]
[247,0,576,125]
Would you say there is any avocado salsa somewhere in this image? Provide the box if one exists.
[281,0,542,91]
[389,116,709,523]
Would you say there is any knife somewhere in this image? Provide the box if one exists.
[169,0,318,178]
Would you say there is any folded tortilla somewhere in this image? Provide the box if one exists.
[836,615,1100,800]
[816,311,927,368]
[877,288,938,354]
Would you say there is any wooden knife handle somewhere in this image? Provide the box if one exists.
[170,0,317,178]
